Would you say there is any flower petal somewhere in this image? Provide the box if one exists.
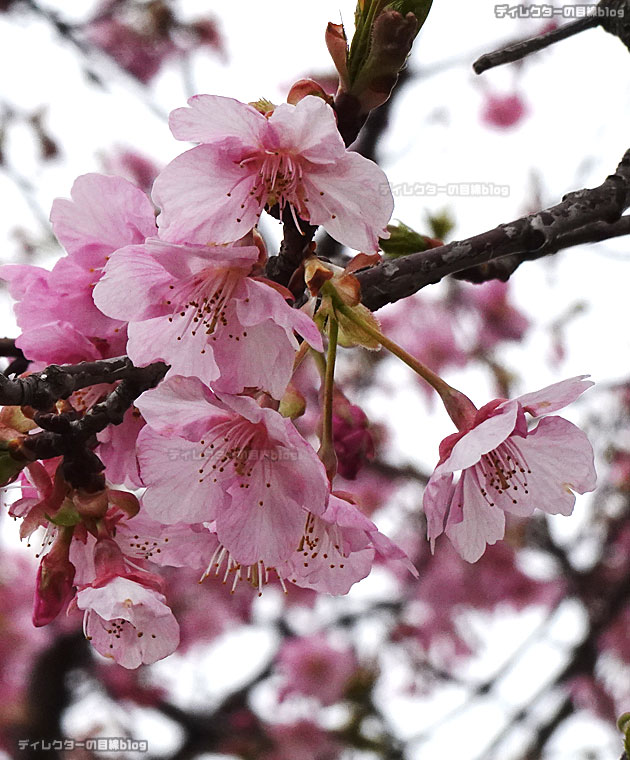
[436,401,519,476]
[445,469,506,563]
[301,151,393,252]
[169,94,266,147]
[153,145,263,245]
[516,376,593,417]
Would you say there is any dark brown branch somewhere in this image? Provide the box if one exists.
[452,214,630,283]
[473,15,599,74]
[357,148,630,310]
[264,206,318,290]
[474,0,630,74]
[0,356,167,410]
[0,337,22,357]
[0,337,28,376]
[16,362,167,462]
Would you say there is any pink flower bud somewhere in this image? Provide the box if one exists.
[32,528,76,627]
[332,395,375,479]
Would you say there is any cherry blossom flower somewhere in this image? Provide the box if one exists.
[152,94,393,252]
[464,280,530,352]
[76,576,180,668]
[93,238,322,398]
[71,534,180,668]
[136,376,329,568]
[424,376,597,562]
[85,11,177,83]
[277,493,418,594]
[0,173,156,363]
[276,634,357,705]
[481,92,529,130]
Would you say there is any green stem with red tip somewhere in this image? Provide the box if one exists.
[333,298,478,430]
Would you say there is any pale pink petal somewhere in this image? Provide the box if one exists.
[153,146,263,245]
[77,577,179,668]
[49,257,125,338]
[423,471,457,549]
[0,263,49,300]
[169,94,266,147]
[501,416,596,516]
[211,318,298,400]
[137,427,228,523]
[17,322,103,364]
[436,401,518,475]
[445,469,506,562]
[50,173,156,269]
[301,151,393,252]
[516,376,593,417]
[135,376,228,440]
[96,407,145,488]
[268,98,344,164]
[93,243,175,321]
[280,513,375,595]
[126,317,220,385]
[240,278,323,349]
[219,474,306,567]
[116,517,216,570]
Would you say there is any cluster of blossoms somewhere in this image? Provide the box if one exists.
[0,87,597,670]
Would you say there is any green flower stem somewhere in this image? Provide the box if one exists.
[318,317,339,480]
[334,299,477,430]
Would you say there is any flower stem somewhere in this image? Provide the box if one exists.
[334,299,477,430]
[318,317,339,480]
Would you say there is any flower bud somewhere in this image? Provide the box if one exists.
[332,395,375,479]
[344,0,433,114]
[279,383,307,420]
[380,221,443,257]
[32,527,76,627]
[73,488,109,520]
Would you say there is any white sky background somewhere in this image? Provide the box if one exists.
[0,1,629,758]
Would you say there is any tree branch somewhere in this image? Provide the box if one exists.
[0,356,167,410]
[357,148,630,310]
[473,0,630,75]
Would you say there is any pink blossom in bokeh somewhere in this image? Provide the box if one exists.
[277,634,357,705]
[481,92,529,130]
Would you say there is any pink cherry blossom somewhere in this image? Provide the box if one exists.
[1,173,156,366]
[76,576,180,668]
[93,238,322,399]
[379,295,467,379]
[136,376,329,568]
[276,634,357,705]
[32,527,76,627]
[481,92,529,130]
[464,280,530,352]
[152,94,393,252]
[85,13,177,83]
[424,377,597,562]
[277,493,418,594]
